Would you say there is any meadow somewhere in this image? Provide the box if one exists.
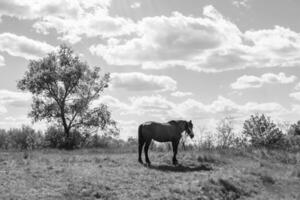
[0,147,299,200]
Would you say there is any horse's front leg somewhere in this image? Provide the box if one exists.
[144,140,152,166]
[172,140,179,165]
[138,140,145,164]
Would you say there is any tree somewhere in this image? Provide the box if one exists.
[216,116,236,148]
[18,45,118,148]
[242,113,283,148]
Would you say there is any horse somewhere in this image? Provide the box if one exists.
[138,120,194,165]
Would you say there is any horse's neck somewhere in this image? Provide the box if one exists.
[176,120,187,133]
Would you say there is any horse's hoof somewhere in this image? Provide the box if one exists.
[146,162,151,167]
[138,159,143,164]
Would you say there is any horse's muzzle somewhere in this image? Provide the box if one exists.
[190,134,194,139]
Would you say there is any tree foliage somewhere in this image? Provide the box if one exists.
[216,116,236,148]
[18,45,117,148]
[0,126,43,150]
[242,114,283,148]
[287,121,300,136]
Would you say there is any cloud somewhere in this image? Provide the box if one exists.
[0,90,32,115]
[171,91,193,97]
[34,13,135,44]
[99,94,287,121]
[294,82,300,90]
[95,94,288,139]
[176,96,288,122]
[0,115,46,130]
[0,55,4,66]
[110,72,177,92]
[90,6,242,71]
[0,0,132,44]
[0,0,111,20]
[290,92,300,101]
[232,0,249,8]
[92,95,129,114]
[90,5,300,73]
[96,95,181,119]
[231,72,297,89]
[130,2,141,9]
[117,120,139,139]
[0,90,32,107]
[0,33,55,60]
[128,95,177,117]
[31,0,133,43]
[0,105,6,115]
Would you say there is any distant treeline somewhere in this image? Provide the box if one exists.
[0,113,300,151]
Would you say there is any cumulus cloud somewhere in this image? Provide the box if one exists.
[0,0,83,19]
[0,33,55,60]
[90,5,300,73]
[130,2,141,9]
[290,92,300,101]
[117,120,139,139]
[128,95,177,117]
[94,94,289,139]
[231,72,297,89]
[98,94,287,121]
[90,6,243,71]
[0,0,133,44]
[0,89,32,107]
[171,91,193,97]
[92,95,129,113]
[0,105,6,115]
[0,115,46,130]
[110,72,177,92]
[2,2,300,71]
[0,0,113,20]
[176,96,287,119]
[0,55,5,66]
[34,13,135,44]
[294,82,300,90]
[0,90,32,115]
[232,0,249,8]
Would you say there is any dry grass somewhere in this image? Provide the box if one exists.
[0,148,299,200]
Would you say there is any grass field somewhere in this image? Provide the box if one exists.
[0,148,299,200]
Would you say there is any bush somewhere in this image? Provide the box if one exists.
[84,134,125,148]
[242,114,283,148]
[0,129,9,149]
[216,116,236,148]
[44,126,88,149]
[84,134,109,148]
[277,135,300,152]
[44,126,65,148]
[5,126,44,150]
[286,121,300,136]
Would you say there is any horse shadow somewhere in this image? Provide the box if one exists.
[147,163,213,172]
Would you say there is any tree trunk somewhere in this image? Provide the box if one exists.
[60,104,73,149]
[63,125,73,150]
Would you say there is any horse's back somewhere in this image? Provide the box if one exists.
[141,121,172,130]
[140,121,176,142]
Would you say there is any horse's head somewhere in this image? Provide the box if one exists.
[185,120,194,139]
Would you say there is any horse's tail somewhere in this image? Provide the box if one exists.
[138,124,143,144]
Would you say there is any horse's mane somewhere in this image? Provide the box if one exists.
[168,120,187,126]
[168,120,178,125]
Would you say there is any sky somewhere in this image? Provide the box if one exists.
[0,0,300,140]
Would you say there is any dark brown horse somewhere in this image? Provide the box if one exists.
[138,120,194,165]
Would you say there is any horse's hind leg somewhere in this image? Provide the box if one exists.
[172,140,179,165]
[138,140,145,164]
[144,140,152,165]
